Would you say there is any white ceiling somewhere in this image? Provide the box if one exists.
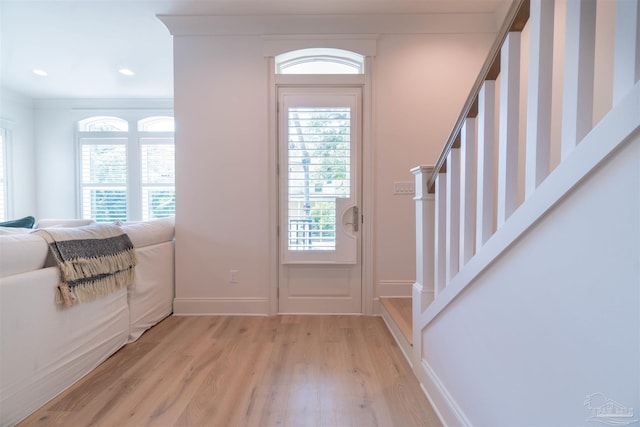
[0,0,507,100]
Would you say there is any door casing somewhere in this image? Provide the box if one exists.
[267,68,374,316]
[277,86,363,314]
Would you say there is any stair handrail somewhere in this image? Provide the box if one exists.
[427,0,529,192]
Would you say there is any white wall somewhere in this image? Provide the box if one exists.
[173,35,272,313]
[422,131,640,426]
[169,17,496,313]
[33,102,76,219]
[0,88,36,219]
[374,34,494,296]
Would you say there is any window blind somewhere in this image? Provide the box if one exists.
[287,107,351,251]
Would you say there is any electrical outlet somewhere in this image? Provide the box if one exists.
[229,270,239,283]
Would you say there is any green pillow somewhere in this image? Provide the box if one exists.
[0,216,36,228]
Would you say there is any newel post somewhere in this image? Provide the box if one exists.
[410,165,435,365]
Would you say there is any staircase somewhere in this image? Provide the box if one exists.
[408,0,640,425]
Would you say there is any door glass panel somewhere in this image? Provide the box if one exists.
[287,107,351,251]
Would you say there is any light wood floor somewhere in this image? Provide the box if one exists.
[18,315,441,427]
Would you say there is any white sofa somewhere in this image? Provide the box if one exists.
[0,217,175,427]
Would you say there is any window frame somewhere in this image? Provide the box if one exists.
[78,133,129,222]
[0,127,9,221]
[76,113,175,222]
[275,48,365,75]
[139,132,176,221]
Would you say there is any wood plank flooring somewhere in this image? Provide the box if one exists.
[17,315,441,427]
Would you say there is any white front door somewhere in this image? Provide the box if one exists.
[278,86,362,314]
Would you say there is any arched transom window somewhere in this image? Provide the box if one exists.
[275,48,364,75]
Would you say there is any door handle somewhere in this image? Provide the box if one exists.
[353,206,359,232]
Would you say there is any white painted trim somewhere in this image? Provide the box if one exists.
[263,35,378,57]
[476,80,497,251]
[613,0,640,105]
[445,148,461,282]
[173,298,270,315]
[267,56,279,315]
[0,127,14,220]
[497,31,521,226]
[267,56,374,315]
[274,74,365,86]
[362,55,375,315]
[525,0,554,197]
[459,118,477,266]
[372,298,381,315]
[434,173,447,296]
[421,82,640,328]
[561,0,596,157]
[378,280,415,297]
[415,358,472,427]
[418,382,449,427]
[412,165,435,302]
[34,99,173,110]
[159,13,498,37]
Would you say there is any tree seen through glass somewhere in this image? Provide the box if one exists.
[287,107,351,250]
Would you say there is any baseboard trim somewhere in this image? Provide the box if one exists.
[173,297,269,315]
[415,357,471,427]
[378,280,414,297]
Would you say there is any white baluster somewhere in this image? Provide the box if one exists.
[476,81,497,251]
[434,172,447,294]
[613,0,640,105]
[525,0,555,198]
[446,147,461,282]
[497,31,521,227]
[561,0,596,159]
[459,117,477,266]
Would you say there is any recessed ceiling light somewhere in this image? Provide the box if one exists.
[33,69,48,77]
[119,68,135,76]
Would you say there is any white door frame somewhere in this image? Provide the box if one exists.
[277,86,362,313]
[266,63,375,315]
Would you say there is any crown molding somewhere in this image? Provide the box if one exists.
[158,13,498,37]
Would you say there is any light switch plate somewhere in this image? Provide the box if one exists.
[393,181,415,195]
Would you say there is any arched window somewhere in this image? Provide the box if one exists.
[77,114,175,222]
[138,116,175,132]
[78,116,128,132]
[275,48,364,75]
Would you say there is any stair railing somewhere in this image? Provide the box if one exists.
[412,0,640,355]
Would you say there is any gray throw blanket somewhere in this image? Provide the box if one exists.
[33,223,137,307]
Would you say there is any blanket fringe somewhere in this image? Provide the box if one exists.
[58,249,137,282]
[33,224,137,307]
[56,268,136,307]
